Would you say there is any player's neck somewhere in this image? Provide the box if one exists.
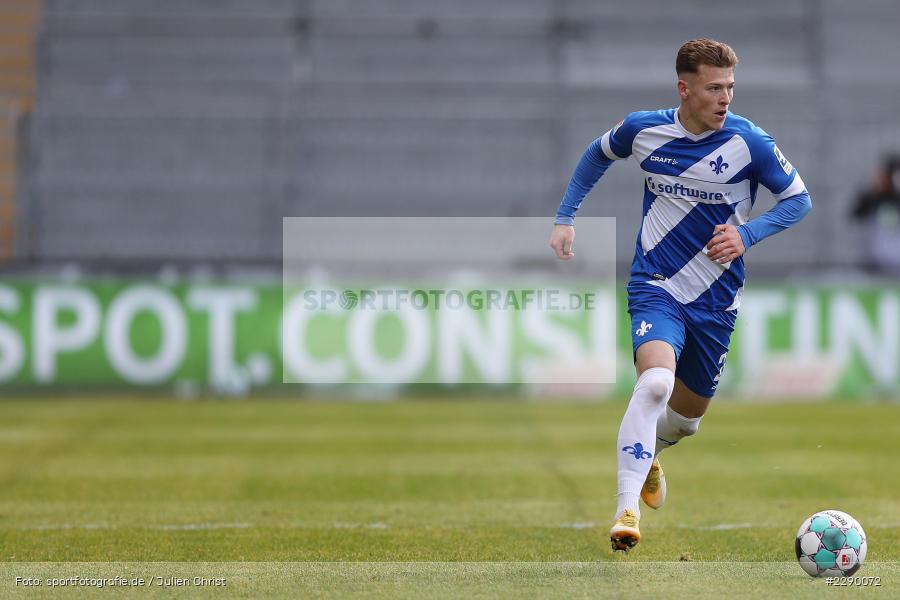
[676,106,710,136]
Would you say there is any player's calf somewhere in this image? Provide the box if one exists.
[641,406,699,510]
[616,367,674,519]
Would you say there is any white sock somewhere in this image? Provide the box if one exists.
[654,405,702,456]
[615,367,674,519]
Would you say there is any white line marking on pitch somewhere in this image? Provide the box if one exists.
[155,523,252,531]
[677,522,900,531]
[16,521,896,532]
[17,523,108,531]
[333,522,390,529]
[677,523,755,530]
[559,522,597,529]
[16,522,252,531]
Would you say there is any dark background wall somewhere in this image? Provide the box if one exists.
[22,0,900,274]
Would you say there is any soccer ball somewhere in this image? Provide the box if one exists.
[795,510,867,577]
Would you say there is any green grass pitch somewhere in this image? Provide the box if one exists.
[0,397,898,598]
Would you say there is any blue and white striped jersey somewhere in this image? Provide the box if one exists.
[560,108,809,312]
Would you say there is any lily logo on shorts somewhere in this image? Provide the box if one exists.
[635,320,653,337]
[622,442,652,460]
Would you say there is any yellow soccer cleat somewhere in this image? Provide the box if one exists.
[609,509,641,552]
[641,459,666,509]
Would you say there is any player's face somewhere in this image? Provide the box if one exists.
[678,65,735,133]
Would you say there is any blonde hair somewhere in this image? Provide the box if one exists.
[676,39,738,75]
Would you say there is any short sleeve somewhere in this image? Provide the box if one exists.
[600,113,641,161]
[749,129,807,200]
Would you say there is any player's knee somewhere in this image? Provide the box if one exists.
[667,406,701,437]
[635,367,675,405]
[677,419,700,437]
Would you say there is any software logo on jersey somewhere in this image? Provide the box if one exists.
[646,177,728,202]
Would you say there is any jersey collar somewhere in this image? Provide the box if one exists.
[674,108,719,142]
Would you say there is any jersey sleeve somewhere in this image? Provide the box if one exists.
[737,128,812,249]
[555,138,612,224]
[748,128,807,200]
[554,113,642,225]
[599,112,641,161]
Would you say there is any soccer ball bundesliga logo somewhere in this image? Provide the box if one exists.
[795,510,867,577]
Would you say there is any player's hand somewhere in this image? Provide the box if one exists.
[706,224,745,264]
[549,224,575,260]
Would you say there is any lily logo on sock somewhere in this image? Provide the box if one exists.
[635,321,653,337]
[622,442,652,460]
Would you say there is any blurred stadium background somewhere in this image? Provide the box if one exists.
[2,2,900,593]
[1,0,899,398]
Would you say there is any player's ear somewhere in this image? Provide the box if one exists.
[677,78,688,100]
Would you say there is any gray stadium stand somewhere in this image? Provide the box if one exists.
[21,0,900,273]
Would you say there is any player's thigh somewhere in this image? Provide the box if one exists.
[669,377,711,418]
[635,340,676,374]
[627,283,685,376]
[674,309,737,399]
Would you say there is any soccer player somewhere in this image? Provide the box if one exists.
[549,39,811,552]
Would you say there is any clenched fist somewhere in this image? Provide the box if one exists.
[549,224,575,260]
[706,224,745,264]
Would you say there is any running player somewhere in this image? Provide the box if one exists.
[548,39,812,552]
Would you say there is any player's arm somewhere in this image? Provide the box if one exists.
[551,116,636,259]
[707,133,812,263]
[550,139,609,259]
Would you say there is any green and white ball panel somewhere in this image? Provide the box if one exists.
[813,548,837,570]
[809,515,832,533]
[795,510,867,578]
[796,516,812,538]
[845,527,863,550]
[821,527,846,551]
[799,532,821,556]
[798,555,819,577]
